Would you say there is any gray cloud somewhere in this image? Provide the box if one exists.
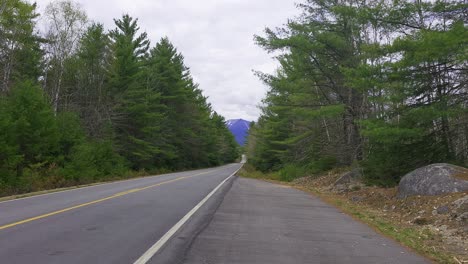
[34,0,299,121]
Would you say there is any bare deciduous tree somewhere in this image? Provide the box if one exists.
[43,0,87,113]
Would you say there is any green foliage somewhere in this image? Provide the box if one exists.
[5,82,59,170]
[0,10,239,196]
[70,23,112,138]
[108,14,149,95]
[278,157,336,182]
[56,112,86,163]
[62,140,127,182]
[278,165,307,182]
[249,0,468,186]
[0,0,43,92]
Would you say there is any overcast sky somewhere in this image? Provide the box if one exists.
[34,0,300,121]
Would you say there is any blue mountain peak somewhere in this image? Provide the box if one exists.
[226,119,251,146]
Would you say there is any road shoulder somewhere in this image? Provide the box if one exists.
[181,177,430,264]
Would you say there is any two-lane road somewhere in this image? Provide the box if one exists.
[0,164,242,264]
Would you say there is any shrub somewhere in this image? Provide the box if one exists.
[278,164,307,182]
[62,140,128,183]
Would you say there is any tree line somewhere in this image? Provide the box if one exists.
[247,0,467,186]
[0,0,239,195]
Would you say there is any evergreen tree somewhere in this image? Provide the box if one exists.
[0,5,240,195]
[253,0,367,171]
[109,14,163,170]
[108,14,149,95]
[250,0,467,185]
[357,2,468,185]
[0,0,42,93]
[70,23,112,138]
[0,82,59,179]
[148,38,198,169]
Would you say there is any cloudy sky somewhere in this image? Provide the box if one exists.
[34,0,300,121]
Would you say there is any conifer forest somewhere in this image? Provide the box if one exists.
[0,0,239,195]
[248,0,467,186]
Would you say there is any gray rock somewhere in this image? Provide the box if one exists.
[436,205,450,215]
[452,196,468,211]
[456,212,468,222]
[334,168,363,186]
[351,196,364,202]
[397,163,468,198]
[333,184,348,193]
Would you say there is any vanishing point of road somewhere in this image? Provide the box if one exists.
[0,163,429,264]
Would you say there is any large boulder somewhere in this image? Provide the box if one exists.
[398,163,468,198]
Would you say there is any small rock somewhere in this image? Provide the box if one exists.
[391,205,396,210]
[436,205,450,215]
[334,168,363,186]
[334,184,347,193]
[452,195,468,211]
[351,196,364,202]
[456,212,468,222]
[418,210,425,215]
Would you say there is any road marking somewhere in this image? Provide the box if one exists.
[0,169,210,205]
[0,165,237,205]
[0,166,236,231]
[133,165,243,264]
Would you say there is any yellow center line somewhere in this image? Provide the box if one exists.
[0,166,235,231]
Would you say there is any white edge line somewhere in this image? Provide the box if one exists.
[0,164,236,205]
[133,164,243,264]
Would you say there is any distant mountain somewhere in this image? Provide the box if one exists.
[226,119,251,146]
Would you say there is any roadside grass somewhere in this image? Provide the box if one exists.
[0,170,155,203]
[1,163,239,202]
[0,182,107,203]
[237,164,281,181]
[238,165,458,264]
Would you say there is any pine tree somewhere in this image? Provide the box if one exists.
[148,38,196,168]
[70,23,112,138]
[250,0,468,185]
[253,0,367,171]
[358,2,468,185]
[0,82,59,178]
[0,0,42,93]
[109,14,164,170]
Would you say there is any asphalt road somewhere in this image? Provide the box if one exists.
[0,164,430,264]
[0,164,242,264]
[182,178,430,264]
